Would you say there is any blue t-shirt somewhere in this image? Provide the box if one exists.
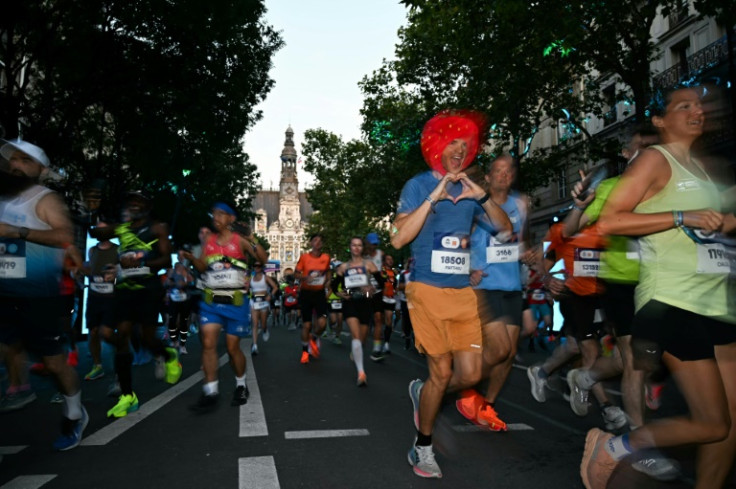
[470,192,525,292]
[397,171,483,289]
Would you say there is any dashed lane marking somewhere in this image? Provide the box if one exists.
[239,456,280,489]
[81,353,229,446]
[0,475,56,489]
[240,350,268,438]
[284,429,370,440]
[453,423,534,432]
[0,446,27,455]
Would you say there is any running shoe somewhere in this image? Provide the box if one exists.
[190,393,219,413]
[154,356,165,380]
[527,365,547,403]
[251,344,259,356]
[631,452,681,481]
[231,386,249,406]
[382,343,391,354]
[357,371,367,387]
[50,392,64,404]
[601,405,628,431]
[164,347,182,384]
[407,437,442,479]
[85,364,105,381]
[370,349,385,362]
[567,368,590,416]
[179,345,188,355]
[476,403,508,432]
[408,379,423,430]
[29,362,49,375]
[287,323,297,331]
[308,337,320,359]
[263,329,270,342]
[107,379,122,397]
[645,383,664,411]
[53,406,88,451]
[580,428,616,489]
[67,349,79,367]
[0,390,37,413]
[455,389,485,424]
[106,393,139,418]
[300,350,310,364]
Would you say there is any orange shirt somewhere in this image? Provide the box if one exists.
[545,223,605,296]
[295,252,331,291]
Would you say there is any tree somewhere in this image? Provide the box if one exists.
[1,0,283,242]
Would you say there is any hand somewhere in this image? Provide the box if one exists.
[682,209,724,233]
[469,269,487,287]
[119,252,144,268]
[452,172,486,203]
[546,276,567,297]
[429,172,458,204]
[571,170,596,208]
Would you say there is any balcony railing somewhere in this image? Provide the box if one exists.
[653,36,730,89]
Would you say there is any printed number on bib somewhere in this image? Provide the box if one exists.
[431,233,470,274]
[0,239,27,279]
[307,271,326,286]
[573,248,601,277]
[90,282,114,294]
[344,267,369,289]
[696,243,735,275]
[252,296,269,310]
[486,243,519,264]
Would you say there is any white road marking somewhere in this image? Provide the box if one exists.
[284,429,370,439]
[81,353,229,446]
[239,456,280,489]
[453,423,534,433]
[0,475,56,489]
[0,446,27,455]
[240,350,268,438]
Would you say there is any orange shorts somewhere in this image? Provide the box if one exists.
[406,282,483,355]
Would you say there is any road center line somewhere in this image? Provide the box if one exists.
[0,475,56,489]
[81,353,229,446]
[284,429,370,440]
[453,423,533,432]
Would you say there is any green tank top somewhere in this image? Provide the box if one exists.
[634,145,728,317]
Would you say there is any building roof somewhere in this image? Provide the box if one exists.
[251,190,313,225]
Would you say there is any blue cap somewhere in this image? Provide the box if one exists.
[366,232,380,245]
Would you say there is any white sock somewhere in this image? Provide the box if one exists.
[604,434,633,461]
[204,380,219,396]
[351,339,364,373]
[63,391,83,420]
[236,375,246,388]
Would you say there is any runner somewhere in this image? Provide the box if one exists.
[250,262,278,355]
[182,201,267,412]
[380,253,398,354]
[363,232,385,361]
[391,109,512,478]
[581,86,736,489]
[166,261,194,354]
[0,138,87,449]
[89,191,181,418]
[294,234,332,364]
[333,237,383,386]
[327,261,344,345]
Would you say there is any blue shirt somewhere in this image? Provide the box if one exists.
[470,192,525,291]
[397,171,483,289]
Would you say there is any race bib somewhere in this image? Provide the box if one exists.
[486,243,520,264]
[430,233,470,274]
[531,291,546,301]
[330,301,343,310]
[204,267,246,289]
[696,243,736,275]
[119,265,151,278]
[345,267,369,289]
[274,300,281,307]
[382,297,396,305]
[306,270,326,286]
[252,295,269,310]
[90,282,114,294]
[0,239,26,279]
[169,289,188,302]
[573,248,601,277]
[284,296,297,306]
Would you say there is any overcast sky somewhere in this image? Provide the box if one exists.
[242,1,407,191]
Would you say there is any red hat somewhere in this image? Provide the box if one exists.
[420,110,487,175]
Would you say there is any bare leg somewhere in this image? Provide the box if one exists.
[226,334,246,377]
[200,323,221,383]
[485,324,521,403]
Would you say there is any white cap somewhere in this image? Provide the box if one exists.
[0,138,50,167]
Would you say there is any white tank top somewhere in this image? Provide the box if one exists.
[250,273,268,295]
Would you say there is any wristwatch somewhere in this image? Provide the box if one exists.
[18,227,30,240]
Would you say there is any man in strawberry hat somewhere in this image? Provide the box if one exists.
[390,110,512,478]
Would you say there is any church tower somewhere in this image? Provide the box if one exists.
[278,126,301,231]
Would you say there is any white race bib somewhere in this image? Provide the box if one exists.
[345,269,369,289]
[573,248,601,277]
[252,296,269,310]
[90,282,114,294]
[382,296,396,304]
[0,239,26,279]
[330,301,343,310]
[204,268,246,289]
[696,243,735,275]
[430,233,470,274]
[120,265,151,278]
[307,271,326,286]
[486,243,520,264]
[169,289,188,302]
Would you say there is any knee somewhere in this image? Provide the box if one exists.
[456,369,482,389]
[483,343,512,365]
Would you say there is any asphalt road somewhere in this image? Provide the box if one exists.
[1,318,734,489]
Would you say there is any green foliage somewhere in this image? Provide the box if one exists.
[1,0,283,243]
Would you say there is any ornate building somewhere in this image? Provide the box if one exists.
[251,126,313,271]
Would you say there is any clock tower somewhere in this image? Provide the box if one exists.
[278,125,301,229]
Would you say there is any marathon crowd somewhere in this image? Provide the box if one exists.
[1,84,735,488]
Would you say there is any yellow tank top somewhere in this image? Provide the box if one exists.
[634,145,728,317]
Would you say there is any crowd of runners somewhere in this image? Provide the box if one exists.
[1,84,735,488]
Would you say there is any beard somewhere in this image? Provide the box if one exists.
[0,170,37,197]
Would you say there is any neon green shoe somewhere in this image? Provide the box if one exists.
[164,347,182,384]
[106,393,139,418]
[84,364,105,381]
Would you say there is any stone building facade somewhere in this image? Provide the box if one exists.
[251,126,313,272]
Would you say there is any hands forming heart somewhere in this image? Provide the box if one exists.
[432,171,484,204]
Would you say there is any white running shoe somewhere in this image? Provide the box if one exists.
[527,365,547,403]
[601,405,628,431]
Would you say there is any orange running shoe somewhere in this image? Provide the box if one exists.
[476,403,507,432]
[580,428,617,489]
[300,351,310,364]
[356,371,367,387]
[455,389,485,424]
[308,338,320,359]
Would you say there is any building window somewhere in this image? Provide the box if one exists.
[557,169,568,200]
[603,85,616,127]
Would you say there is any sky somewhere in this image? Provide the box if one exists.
[242,1,408,191]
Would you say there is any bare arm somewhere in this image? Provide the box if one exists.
[0,192,74,247]
[561,170,595,238]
